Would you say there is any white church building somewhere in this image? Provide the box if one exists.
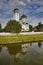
[13,8,29,31]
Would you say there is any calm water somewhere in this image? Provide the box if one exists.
[0,42,43,65]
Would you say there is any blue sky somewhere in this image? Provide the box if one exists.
[0,0,43,28]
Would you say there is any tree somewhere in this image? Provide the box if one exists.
[4,20,22,33]
[38,22,41,27]
[0,23,2,32]
[38,22,43,31]
[29,25,33,31]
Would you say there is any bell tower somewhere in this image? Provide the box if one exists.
[13,8,19,21]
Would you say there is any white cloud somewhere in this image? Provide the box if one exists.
[27,0,31,3]
[8,0,26,7]
[31,0,43,5]
[0,18,10,28]
[18,1,26,6]
[31,7,43,15]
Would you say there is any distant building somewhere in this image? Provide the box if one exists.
[13,8,29,31]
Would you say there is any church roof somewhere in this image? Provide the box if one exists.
[13,8,19,11]
[20,15,27,20]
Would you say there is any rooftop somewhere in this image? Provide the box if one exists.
[13,8,19,11]
[20,15,27,20]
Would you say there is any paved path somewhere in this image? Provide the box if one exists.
[0,32,43,36]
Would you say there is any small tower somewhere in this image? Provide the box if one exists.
[20,15,29,31]
[20,15,27,23]
[13,8,19,21]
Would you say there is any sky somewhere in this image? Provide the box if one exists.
[0,0,43,28]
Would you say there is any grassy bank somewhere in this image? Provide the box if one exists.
[0,34,43,44]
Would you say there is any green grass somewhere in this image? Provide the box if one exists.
[0,34,43,44]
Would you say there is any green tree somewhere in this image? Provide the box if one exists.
[29,25,33,31]
[0,23,2,32]
[4,20,22,33]
[38,22,41,27]
[38,22,42,31]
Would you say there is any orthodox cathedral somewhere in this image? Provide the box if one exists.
[13,8,29,31]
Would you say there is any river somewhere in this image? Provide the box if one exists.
[0,42,43,65]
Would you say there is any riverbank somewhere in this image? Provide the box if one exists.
[0,34,43,44]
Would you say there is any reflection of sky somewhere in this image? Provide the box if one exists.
[15,42,43,65]
[0,42,43,65]
[0,0,43,28]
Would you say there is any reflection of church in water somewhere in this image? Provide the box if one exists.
[13,8,29,31]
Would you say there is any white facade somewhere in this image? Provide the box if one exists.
[22,24,29,31]
[14,12,19,21]
[20,15,29,31]
[14,8,19,21]
[21,18,27,23]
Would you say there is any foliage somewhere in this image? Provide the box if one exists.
[34,22,43,32]
[4,20,22,33]
[29,25,33,31]
[37,22,43,31]
[38,22,41,27]
[0,23,2,32]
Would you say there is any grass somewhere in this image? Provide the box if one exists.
[0,34,43,44]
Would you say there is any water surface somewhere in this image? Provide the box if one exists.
[0,42,43,65]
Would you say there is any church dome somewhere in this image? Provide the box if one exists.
[13,8,19,12]
[20,15,27,20]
